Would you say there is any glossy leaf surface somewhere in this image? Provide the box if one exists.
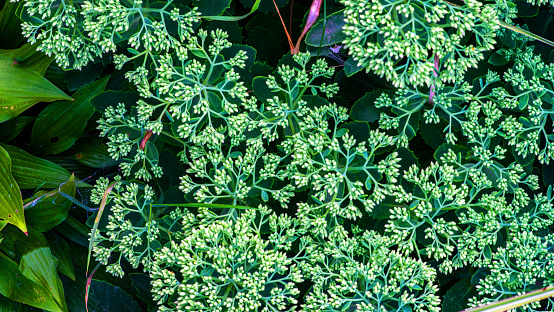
[0,145,26,234]
[0,58,71,123]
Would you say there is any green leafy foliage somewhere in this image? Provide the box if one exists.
[1,0,554,311]
[0,145,26,234]
[0,58,71,122]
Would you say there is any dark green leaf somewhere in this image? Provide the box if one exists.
[442,278,477,312]
[66,62,105,92]
[0,293,19,311]
[420,123,445,149]
[66,138,119,168]
[44,231,75,281]
[54,215,91,247]
[1,144,88,189]
[0,43,54,75]
[246,27,282,67]
[129,273,156,312]
[343,56,363,77]
[0,116,34,142]
[0,252,62,312]
[0,58,72,123]
[488,49,510,66]
[16,228,67,311]
[90,91,139,113]
[31,76,109,155]
[84,280,142,312]
[350,91,390,123]
[339,122,369,143]
[305,10,346,47]
[24,174,76,232]
[0,1,24,49]
[195,0,232,16]
[252,77,275,103]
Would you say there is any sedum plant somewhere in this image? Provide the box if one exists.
[5,0,554,310]
[15,0,199,69]
[340,0,499,88]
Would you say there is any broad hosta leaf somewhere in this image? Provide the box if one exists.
[0,145,26,234]
[90,90,139,113]
[67,138,119,168]
[0,1,25,49]
[62,270,142,312]
[15,228,67,312]
[0,43,55,75]
[24,174,76,232]
[305,10,347,47]
[31,76,109,155]
[44,232,75,281]
[0,58,72,123]
[1,144,88,189]
[0,252,62,312]
[0,116,34,142]
[54,215,91,247]
[0,293,19,311]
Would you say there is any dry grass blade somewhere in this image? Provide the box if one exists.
[86,182,115,275]
[462,286,554,312]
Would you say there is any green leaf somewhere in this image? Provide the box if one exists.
[190,49,208,59]
[0,1,25,49]
[0,293,19,311]
[195,0,232,16]
[252,76,275,103]
[44,232,75,281]
[239,0,285,14]
[246,27,282,67]
[66,62,105,92]
[129,273,157,311]
[0,43,55,76]
[0,116,34,142]
[442,278,477,312]
[54,215,91,247]
[90,91,139,113]
[518,93,529,110]
[0,58,72,123]
[24,174,76,232]
[488,49,510,66]
[334,128,348,138]
[0,252,62,312]
[305,10,347,47]
[16,228,67,311]
[63,277,141,312]
[1,144,88,189]
[67,138,119,168]
[343,56,364,77]
[350,91,390,123]
[31,76,109,155]
[420,123,446,149]
[0,145,26,234]
[434,144,470,164]
[261,190,268,202]
[338,122,369,142]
